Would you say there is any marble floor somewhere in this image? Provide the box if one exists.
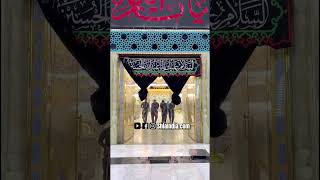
[125,112,196,144]
[111,163,209,180]
[111,144,210,180]
[111,110,211,179]
[111,144,210,158]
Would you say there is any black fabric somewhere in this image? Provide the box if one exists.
[120,57,202,77]
[135,76,158,101]
[111,0,210,29]
[37,1,110,125]
[210,0,292,49]
[120,57,192,103]
[120,59,157,101]
[162,76,190,105]
[212,108,227,137]
[91,85,108,125]
[37,0,291,129]
[210,44,256,137]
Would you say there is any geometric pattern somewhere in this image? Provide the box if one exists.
[111,29,210,52]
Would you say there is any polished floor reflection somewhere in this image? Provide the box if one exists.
[111,163,209,180]
[111,144,209,158]
[111,144,210,180]
[111,74,209,179]
[125,112,195,144]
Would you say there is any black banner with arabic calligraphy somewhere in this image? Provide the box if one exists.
[210,0,292,49]
[121,57,202,77]
[37,0,291,50]
[36,0,292,128]
[111,0,210,28]
[37,0,111,125]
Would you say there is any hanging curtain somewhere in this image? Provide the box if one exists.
[120,58,157,101]
[162,76,190,105]
[37,0,292,129]
[91,85,108,125]
[37,1,110,125]
[211,44,256,137]
[120,57,200,103]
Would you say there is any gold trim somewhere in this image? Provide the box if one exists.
[26,1,33,179]
[284,48,293,180]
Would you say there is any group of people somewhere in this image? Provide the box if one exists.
[141,99,175,124]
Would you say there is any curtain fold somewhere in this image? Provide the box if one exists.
[210,44,256,137]
[162,76,190,105]
[120,57,196,103]
[120,59,157,101]
[37,0,292,128]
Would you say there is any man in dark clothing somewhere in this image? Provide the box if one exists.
[160,100,168,123]
[168,101,175,123]
[98,127,110,180]
[141,99,149,123]
[151,99,160,123]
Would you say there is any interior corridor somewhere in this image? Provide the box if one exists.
[118,73,204,145]
[110,57,210,179]
[126,112,195,144]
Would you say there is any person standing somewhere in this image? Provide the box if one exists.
[151,99,160,123]
[160,100,167,123]
[168,101,175,123]
[141,99,149,123]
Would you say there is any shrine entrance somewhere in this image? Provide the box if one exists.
[110,54,210,145]
[109,29,211,147]
[120,69,198,144]
[109,29,211,179]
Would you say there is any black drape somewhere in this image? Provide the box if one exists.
[91,85,108,124]
[38,0,290,131]
[120,59,157,100]
[37,2,110,125]
[120,57,194,103]
[211,44,256,137]
[163,76,191,105]
[133,76,158,101]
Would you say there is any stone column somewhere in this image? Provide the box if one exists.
[290,0,319,179]
[1,0,31,179]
